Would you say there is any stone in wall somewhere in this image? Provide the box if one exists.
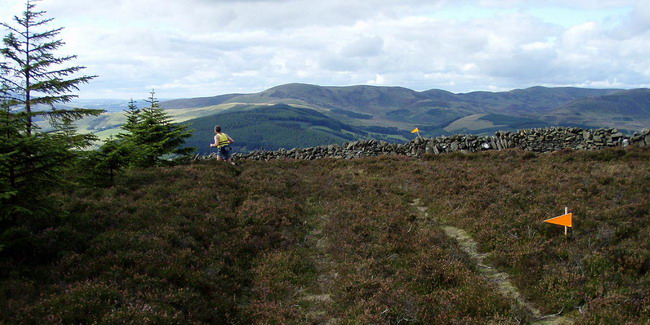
[630,129,650,147]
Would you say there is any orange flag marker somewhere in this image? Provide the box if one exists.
[544,207,573,236]
[544,213,573,227]
[411,127,420,134]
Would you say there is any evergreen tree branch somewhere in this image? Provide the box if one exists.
[28,27,63,40]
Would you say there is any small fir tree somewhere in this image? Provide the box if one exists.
[125,90,195,167]
[97,91,194,174]
[83,136,130,186]
[121,98,140,134]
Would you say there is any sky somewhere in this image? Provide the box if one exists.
[0,0,649,99]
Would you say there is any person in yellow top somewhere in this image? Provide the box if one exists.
[210,125,235,164]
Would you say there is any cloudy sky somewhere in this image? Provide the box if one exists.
[0,0,648,99]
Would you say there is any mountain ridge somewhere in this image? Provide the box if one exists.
[179,83,647,132]
[72,83,650,152]
[161,83,623,115]
[159,83,641,131]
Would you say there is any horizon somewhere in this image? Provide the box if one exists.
[1,0,648,100]
[71,83,637,103]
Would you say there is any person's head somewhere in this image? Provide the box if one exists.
[214,125,221,133]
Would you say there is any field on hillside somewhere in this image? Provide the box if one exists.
[1,148,648,323]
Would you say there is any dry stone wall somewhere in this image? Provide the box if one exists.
[199,127,650,161]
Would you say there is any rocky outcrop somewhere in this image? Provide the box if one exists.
[195,127,650,161]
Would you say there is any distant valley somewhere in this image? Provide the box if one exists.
[72,84,650,154]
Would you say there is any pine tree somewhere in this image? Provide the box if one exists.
[0,82,21,197]
[1,0,101,135]
[0,80,73,227]
[94,90,194,177]
[84,136,130,186]
[0,1,101,259]
[125,90,195,167]
[122,98,141,134]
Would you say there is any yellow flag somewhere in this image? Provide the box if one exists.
[411,127,420,133]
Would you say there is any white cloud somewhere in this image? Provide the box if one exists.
[0,0,647,98]
[367,74,387,85]
[341,35,384,57]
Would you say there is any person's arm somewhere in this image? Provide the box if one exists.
[226,134,234,144]
[210,135,218,147]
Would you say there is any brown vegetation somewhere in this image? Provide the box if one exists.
[1,148,648,323]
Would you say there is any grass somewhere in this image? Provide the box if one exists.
[1,147,648,323]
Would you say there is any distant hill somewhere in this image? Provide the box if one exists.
[164,83,619,113]
[161,83,639,133]
[71,84,650,150]
[183,104,411,154]
[457,86,620,114]
[443,114,553,133]
[161,93,243,109]
[198,83,442,116]
[545,88,650,131]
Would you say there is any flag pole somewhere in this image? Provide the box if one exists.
[564,207,568,236]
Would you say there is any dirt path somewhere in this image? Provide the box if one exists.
[298,212,339,324]
[411,199,574,325]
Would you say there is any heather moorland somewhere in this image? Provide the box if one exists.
[2,147,648,324]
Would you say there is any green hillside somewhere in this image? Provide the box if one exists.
[183,104,403,154]
[2,148,648,323]
[459,86,620,114]
[230,83,429,114]
[547,89,650,130]
[161,93,243,109]
[215,84,623,120]
[214,83,474,126]
[442,113,553,134]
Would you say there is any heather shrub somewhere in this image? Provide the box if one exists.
[1,148,647,323]
[579,147,627,161]
[576,290,649,325]
[241,250,315,323]
[304,166,520,323]
[19,281,124,323]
